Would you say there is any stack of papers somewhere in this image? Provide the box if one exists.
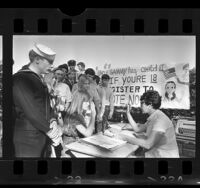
[81,134,127,151]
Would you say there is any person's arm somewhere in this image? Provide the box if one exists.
[126,104,147,133]
[13,76,51,133]
[97,87,105,119]
[119,117,167,149]
[120,130,164,150]
[63,84,72,111]
[92,87,101,116]
[100,99,106,119]
[108,89,114,119]
[76,102,96,137]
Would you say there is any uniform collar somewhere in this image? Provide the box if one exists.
[18,67,40,78]
[17,67,47,87]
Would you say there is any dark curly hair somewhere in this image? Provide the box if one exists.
[93,75,100,85]
[140,90,162,109]
[67,59,76,66]
[58,64,68,73]
[85,68,95,76]
[101,74,110,80]
[77,62,85,68]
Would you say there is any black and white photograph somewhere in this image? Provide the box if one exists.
[0,36,2,157]
[12,36,196,158]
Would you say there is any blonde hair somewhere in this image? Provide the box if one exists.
[67,90,91,115]
[78,74,90,92]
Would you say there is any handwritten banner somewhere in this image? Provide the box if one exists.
[97,63,190,109]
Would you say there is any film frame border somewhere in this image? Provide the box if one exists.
[0,8,199,184]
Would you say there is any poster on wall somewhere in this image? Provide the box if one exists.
[97,62,190,109]
[0,36,2,157]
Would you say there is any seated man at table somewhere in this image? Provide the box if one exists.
[61,90,96,157]
[115,90,179,158]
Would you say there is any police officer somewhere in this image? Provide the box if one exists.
[13,43,62,157]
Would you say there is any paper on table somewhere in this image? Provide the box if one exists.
[120,130,136,137]
[120,130,147,139]
[103,129,114,137]
[70,151,94,158]
[108,123,132,135]
[108,124,122,130]
[81,133,127,151]
[109,123,133,130]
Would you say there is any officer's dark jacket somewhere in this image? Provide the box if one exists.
[13,67,54,133]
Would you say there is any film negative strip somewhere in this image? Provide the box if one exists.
[0,8,199,185]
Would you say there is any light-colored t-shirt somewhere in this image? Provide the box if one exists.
[72,82,100,110]
[144,110,179,158]
[82,101,94,127]
[54,82,72,104]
